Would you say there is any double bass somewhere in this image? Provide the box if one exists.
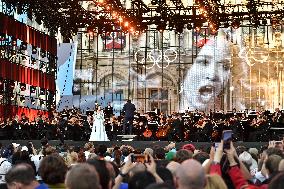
[156,118,170,139]
[143,127,152,138]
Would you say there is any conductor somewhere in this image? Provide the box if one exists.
[122,100,136,134]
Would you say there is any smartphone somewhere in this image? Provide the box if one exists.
[214,142,220,149]
[131,154,148,163]
[222,130,232,150]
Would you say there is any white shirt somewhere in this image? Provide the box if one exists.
[0,158,12,183]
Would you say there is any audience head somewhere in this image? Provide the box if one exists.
[166,161,180,177]
[96,144,107,157]
[38,154,68,185]
[156,167,174,185]
[204,174,227,189]
[265,154,282,176]
[193,152,209,165]
[268,172,284,189]
[154,147,166,160]
[176,159,206,189]
[128,171,156,189]
[84,142,94,152]
[87,159,111,189]
[144,148,154,157]
[65,163,101,189]
[175,149,192,163]
[5,163,37,189]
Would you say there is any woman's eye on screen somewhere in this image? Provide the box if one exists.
[196,59,209,66]
[218,60,231,71]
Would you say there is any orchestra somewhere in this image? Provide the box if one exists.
[0,107,283,142]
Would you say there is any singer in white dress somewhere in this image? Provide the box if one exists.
[89,107,109,141]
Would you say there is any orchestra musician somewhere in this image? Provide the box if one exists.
[104,102,113,119]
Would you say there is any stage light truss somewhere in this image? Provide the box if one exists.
[2,0,284,37]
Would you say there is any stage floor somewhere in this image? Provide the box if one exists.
[0,140,267,150]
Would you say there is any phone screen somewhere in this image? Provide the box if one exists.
[131,154,148,163]
[214,143,220,149]
[223,130,232,149]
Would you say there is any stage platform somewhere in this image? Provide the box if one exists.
[0,140,268,150]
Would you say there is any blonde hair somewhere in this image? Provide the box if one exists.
[205,174,227,189]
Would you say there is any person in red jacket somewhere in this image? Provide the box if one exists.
[210,141,264,189]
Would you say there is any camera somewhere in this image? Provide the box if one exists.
[131,154,149,163]
[222,130,232,150]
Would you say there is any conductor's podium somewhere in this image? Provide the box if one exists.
[117,135,137,141]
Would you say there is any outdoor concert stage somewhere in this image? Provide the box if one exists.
[0,140,267,150]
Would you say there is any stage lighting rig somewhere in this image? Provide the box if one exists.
[3,0,284,37]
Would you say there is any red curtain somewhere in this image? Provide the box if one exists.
[0,105,49,121]
[0,13,57,55]
[0,60,56,91]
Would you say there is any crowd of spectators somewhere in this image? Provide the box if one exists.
[0,138,284,189]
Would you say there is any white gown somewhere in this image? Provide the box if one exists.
[89,111,109,141]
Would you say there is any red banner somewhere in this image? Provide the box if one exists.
[0,60,55,91]
[0,13,57,55]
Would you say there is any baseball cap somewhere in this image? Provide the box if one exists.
[182,144,196,153]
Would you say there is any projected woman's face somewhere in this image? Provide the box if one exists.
[184,36,231,111]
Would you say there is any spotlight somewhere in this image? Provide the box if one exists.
[231,19,240,29]
[112,12,117,18]
[129,27,134,33]
[118,17,123,22]
[124,21,129,27]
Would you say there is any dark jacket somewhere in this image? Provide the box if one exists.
[122,102,136,118]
